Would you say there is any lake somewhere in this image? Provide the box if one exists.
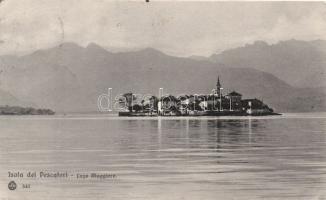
[0,113,325,200]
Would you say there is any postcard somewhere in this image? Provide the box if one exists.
[0,1,325,200]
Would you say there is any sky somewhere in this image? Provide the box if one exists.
[0,1,325,56]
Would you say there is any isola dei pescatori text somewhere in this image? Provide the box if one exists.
[8,171,117,179]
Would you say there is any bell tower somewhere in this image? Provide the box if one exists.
[216,76,222,96]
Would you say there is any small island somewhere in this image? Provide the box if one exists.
[119,76,280,117]
[0,105,55,115]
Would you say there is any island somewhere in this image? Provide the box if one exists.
[0,105,55,115]
[118,76,280,117]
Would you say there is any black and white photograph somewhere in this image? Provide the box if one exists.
[0,1,325,199]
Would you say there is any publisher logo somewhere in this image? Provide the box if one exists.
[8,181,17,190]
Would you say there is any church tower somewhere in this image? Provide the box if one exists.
[216,76,222,97]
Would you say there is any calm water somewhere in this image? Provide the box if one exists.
[0,113,325,200]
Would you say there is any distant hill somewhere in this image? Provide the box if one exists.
[210,39,326,88]
[0,42,324,113]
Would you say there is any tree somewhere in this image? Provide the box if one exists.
[148,96,158,110]
[123,92,136,112]
[133,104,142,112]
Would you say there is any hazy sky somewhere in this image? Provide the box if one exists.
[0,1,325,56]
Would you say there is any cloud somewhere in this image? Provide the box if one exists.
[0,1,325,56]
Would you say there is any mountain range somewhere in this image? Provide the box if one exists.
[0,40,324,113]
[210,39,326,88]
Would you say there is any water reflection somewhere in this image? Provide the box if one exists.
[158,117,162,150]
[151,118,267,154]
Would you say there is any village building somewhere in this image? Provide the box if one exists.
[226,91,242,111]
